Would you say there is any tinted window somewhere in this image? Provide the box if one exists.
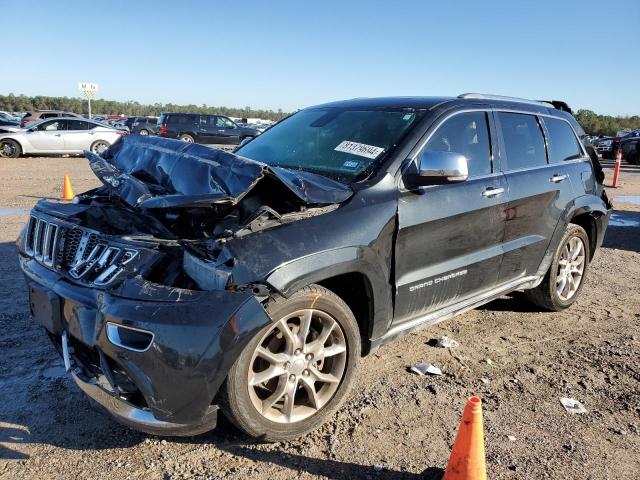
[173,115,194,125]
[498,112,547,170]
[543,117,582,163]
[423,111,492,177]
[42,113,60,119]
[67,120,90,130]
[200,115,216,127]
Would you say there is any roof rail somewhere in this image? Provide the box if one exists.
[458,93,555,109]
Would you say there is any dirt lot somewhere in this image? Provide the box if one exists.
[0,156,638,480]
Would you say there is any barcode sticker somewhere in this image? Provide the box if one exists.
[334,141,385,159]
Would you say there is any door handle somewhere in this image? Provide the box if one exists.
[482,187,505,198]
[550,174,568,183]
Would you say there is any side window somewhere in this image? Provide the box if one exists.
[37,120,64,131]
[498,112,547,170]
[42,113,57,119]
[423,111,492,177]
[67,120,90,130]
[216,116,236,128]
[543,117,583,163]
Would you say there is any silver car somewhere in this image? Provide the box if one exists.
[0,117,125,158]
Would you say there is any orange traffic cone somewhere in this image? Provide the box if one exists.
[62,175,74,200]
[443,396,487,480]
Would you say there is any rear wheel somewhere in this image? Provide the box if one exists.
[525,224,590,311]
[179,134,194,143]
[90,140,110,155]
[0,139,21,158]
[139,129,149,136]
[220,285,360,441]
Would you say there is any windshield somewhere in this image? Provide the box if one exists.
[236,107,426,182]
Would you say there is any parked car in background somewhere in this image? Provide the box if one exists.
[0,117,19,127]
[0,111,20,122]
[157,113,259,144]
[0,117,126,158]
[21,110,82,128]
[593,136,615,157]
[130,116,158,136]
[620,135,640,164]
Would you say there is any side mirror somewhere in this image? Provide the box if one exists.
[406,150,469,186]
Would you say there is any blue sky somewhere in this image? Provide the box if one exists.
[1,0,639,115]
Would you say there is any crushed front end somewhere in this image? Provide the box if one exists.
[17,136,351,435]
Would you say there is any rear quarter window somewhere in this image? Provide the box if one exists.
[498,112,547,170]
[543,117,583,163]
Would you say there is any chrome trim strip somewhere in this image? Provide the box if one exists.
[105,322,155,353]
[384,275,538,339]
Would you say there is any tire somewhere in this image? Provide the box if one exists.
[139,129,149,136]
[220,284,360,441]
[0,139,21,158]
[179,134,194,143]
[525,224,590,311]
[90,140,110,155]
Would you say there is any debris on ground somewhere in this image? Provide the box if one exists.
[507,435,516,442]
[560,397,588,414]
[434,335,460,348]
[480,377,491,385]
[410,363,443,376]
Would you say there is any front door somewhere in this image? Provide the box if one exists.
[215,116,241,144]
[27,119,66,151]
[495,112,576,280]
[393,110,508,326]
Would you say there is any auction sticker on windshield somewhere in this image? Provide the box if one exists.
[335,141,385,159]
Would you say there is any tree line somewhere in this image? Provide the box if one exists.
[0,93,290,121]
[573,109,640,136]
[1,94,639,135]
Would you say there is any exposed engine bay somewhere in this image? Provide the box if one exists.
[22,136,352,293]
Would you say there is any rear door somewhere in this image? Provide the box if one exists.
[27,119,67,151]
[393,110,509,325]
[496,111,575,280]
[196,115,222,144]
[62,120,94,152]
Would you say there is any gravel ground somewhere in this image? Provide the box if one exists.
[0,155,638,480]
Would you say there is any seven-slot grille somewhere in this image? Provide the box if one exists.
[25,215,61,267]
[25,214,138,286]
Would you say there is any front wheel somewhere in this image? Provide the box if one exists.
[525,224,590,311]
[0,139,21,158]
[220,285,360,441]
[179,134,194,143]
[139,129,149,136]
[90,140,110,155]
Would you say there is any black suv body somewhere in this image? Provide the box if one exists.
[126,116,158,136]
[157,113,259,144]
[18,95,610,440]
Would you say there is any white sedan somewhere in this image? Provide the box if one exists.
[0,117,126,158]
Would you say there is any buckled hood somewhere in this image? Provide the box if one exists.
[85,135,353,209]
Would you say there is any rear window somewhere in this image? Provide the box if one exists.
[498,112,547,170]
[543,117,583,163]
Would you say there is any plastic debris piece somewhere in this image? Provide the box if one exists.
[410,363,443,376]
[484,358,493,365]
[507,435,516,442]
[480,377,490,385]
[435,336,460,348]
[560,397,587,414]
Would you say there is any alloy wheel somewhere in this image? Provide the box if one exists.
[92,141,109,154]
[0,141,15,157]
[247,308,347,423]
[556,236,586,301]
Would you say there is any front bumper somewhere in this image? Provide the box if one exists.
[21,255,271,436]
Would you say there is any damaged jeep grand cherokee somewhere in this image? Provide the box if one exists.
[18,94,610,441]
